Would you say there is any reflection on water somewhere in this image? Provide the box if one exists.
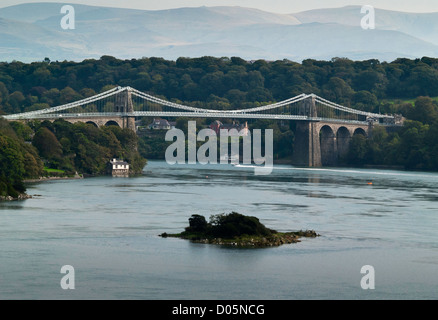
[0,160,437,300]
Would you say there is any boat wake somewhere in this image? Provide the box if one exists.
[233,164,435,179]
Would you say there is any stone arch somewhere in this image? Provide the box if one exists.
[85,121,99,127]
[105,120,121,127]
[353,128,367,136]
[320,125,336,166]
[336,126,351,159]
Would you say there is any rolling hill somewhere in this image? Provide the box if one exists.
[0,3,437,62]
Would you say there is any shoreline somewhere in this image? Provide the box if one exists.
[160,230,320,248]
[24,174,83,183]
[363,164,406,170]
[0,193,32,201]
[2,174,84,201]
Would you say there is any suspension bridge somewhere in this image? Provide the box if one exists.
[2,86,402,167]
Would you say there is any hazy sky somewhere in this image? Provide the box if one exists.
[1,0,438,13]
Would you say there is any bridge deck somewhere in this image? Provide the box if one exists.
[2,86,400,126]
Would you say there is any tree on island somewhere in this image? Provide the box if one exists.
[161,212,319,247]
[184,212,275,238]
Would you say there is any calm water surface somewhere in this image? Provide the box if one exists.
[0,161,437,299]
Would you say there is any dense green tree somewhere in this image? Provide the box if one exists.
[367,126,389,164]
[0,81,9,114]
[9,121,33,141]
[425,122,438,169]
[186,214,208,233]
[352,91,378,112]
[0,119,43,197]
[8,91,25,113]
[323,77,354,104]
[32,127,63,160]
[407,96,438,125]
[397,120,429,169]
[347,134,368,165]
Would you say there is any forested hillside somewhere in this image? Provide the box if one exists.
[0,118,146,199]
[1,56,438,199]
[31,120,146,175]
[1,55,438,116]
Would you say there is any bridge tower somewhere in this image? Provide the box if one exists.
[114,87,136,131]
[291,95,322,167]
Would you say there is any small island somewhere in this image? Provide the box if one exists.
[159,212,320,248]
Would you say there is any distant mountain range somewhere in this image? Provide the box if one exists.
[1,3,438,62]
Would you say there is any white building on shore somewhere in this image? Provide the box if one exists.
[109,158,129,177]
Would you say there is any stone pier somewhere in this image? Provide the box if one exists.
[291,96,372,167]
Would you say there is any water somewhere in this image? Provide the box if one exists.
[0,161,437,300]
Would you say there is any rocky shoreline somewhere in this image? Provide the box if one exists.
[0,193,32,201]
[1,174,83,201]
[23,173,83,183]
[160,230,319,247]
